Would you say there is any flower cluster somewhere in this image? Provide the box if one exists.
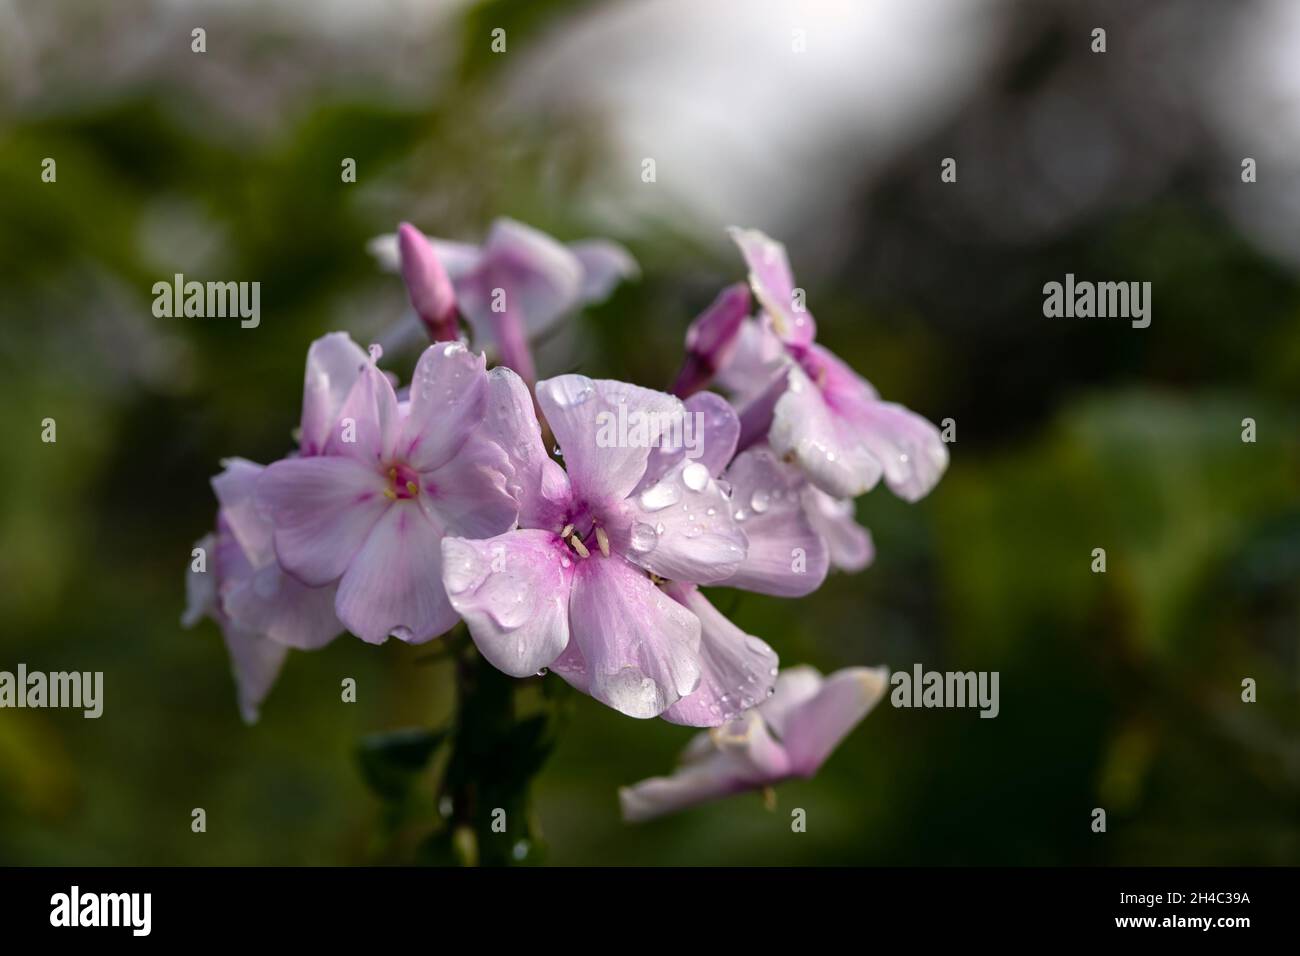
[185,219,946,821]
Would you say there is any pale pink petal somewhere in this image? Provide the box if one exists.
[221,562,342,651]
[802,486,874,572]
[457,218,584,342]
[711,709,793,779]
[717,317,790,402]
[182,533,218,628]
[769,365,883,498]
[323,357,402,466]
[211,458,272,564]
[619,755,748,823]
[220,622,290,725]
[621,706,795,821]
[728,227,816,348]
[427,238,482,279]
[780,666,890,777]
[421,434,519,538]
[366,233,401,272]
[367,233,479,278]
[257,456,389,587]
[398,342,488,473]
[687,391,741,477]
[335,502,457,644]
[757,665,825,740]
[481,366,571,529]
[546,633,591,693]
[569,238,639,302]
[841,400,950,503]
[299,332,369,456]
[623,458,746,585]
[567,555,701,718]
[536,375,684,504]
[661,585,779,727]
[720,446,829,597]
[442,530,573,677]
[637,390,740,490]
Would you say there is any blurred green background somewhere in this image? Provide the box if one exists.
[1,0,1297,865]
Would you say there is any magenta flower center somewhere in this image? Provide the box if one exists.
[384,461,422,500]
[555,500,612,559]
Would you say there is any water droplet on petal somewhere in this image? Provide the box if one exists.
[682,461,709,492]
[639,482,680,512]
[629,522,659,554]
[750,489,771,514]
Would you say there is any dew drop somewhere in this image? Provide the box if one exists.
[639,482,680,512]
[629,522,659,554]
[682,461,709,492]
[750,489,771,514]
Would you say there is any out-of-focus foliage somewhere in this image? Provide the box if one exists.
[0,0,1295,865]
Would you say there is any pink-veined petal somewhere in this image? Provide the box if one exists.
[257,456,389,587]
[567,554,701,718]
[442,530,573,677]
[334,502,457,645]
[323,356,402,465]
